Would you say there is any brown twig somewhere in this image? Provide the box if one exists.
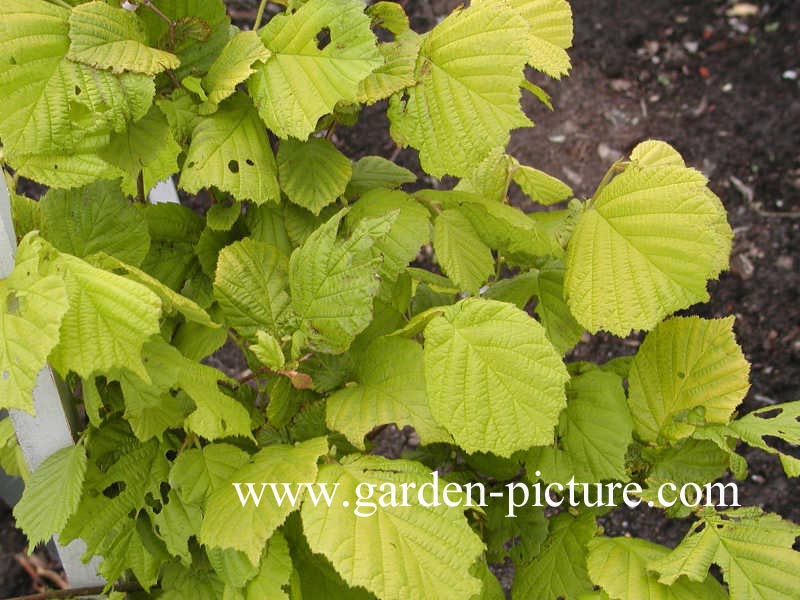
[6,581,141,600]
[137,170,146,204]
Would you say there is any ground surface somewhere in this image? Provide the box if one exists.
[2,0,798,597]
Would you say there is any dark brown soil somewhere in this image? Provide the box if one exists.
[2,0,798,596]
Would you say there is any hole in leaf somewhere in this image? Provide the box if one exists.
[374,25,395,43]
[228,159,239,174]
[246,158,254,166]
[187,161,196,169]
[160,481,171,503]
[316,26,331,50]
[9,56,16,65]
[74,85,81,96]
[53,164,58,170]
[676,371,686,379]
[103,481,126,499]
[220,419,227,430]
[6,293,20,315]
[755,408,783,420]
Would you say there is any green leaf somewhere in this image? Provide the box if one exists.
[98,105,181,197]
[387,1,530,177]
[152,489,202,564]
[181,93,280,204]
[201,31,270,115]
[49,253,162,379]
[248,0,381,139]
[454,147,514,203]
[650,508,800,600]
[587,536,728,600]
[327,336,450,449]
[180,360,253,442]
[170,443,250,507]
[301,455,484,600]
[0,418,28,480]
[564,141,733,335]
[0,0,154,156]
[13,445,87,547]
[527,370,632,483]
[645,439,730,486]
[68,1,180,75]
[40,181,150,267]
[98,516,165,589]
[0,235,69,413]
[140,202,203,291]
[208,546,259,588]
[199,437,328,565]
[628,316,750,442]
[511,512,596,600]
[630,140,686,168]
[724,401,800,476]
[244,531,293,600]
[532,262,584,353]
[244,204,292,257]
[512,163,573,206]
[88,252,217,328]
[139,0,230,81]
[277,137,352,215]
[433,191,563,262]
[347,189,431,282]
[285,513,378,600]
[8,132,124,190]
[507,0,574,78]
[62,439,170,558]
[357,30,421,105]
[424,298,569,456]
[434,210,494,294]
[289,210,394,354]
[485,500,547,564]
[367,2,411,35]
[346,156,416,198]
[214,239,291,338]
[249,331,286,371]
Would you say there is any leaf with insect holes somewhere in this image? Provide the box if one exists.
[248,0,382,139]
[650,507,800,600]
[181,93,280,204]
